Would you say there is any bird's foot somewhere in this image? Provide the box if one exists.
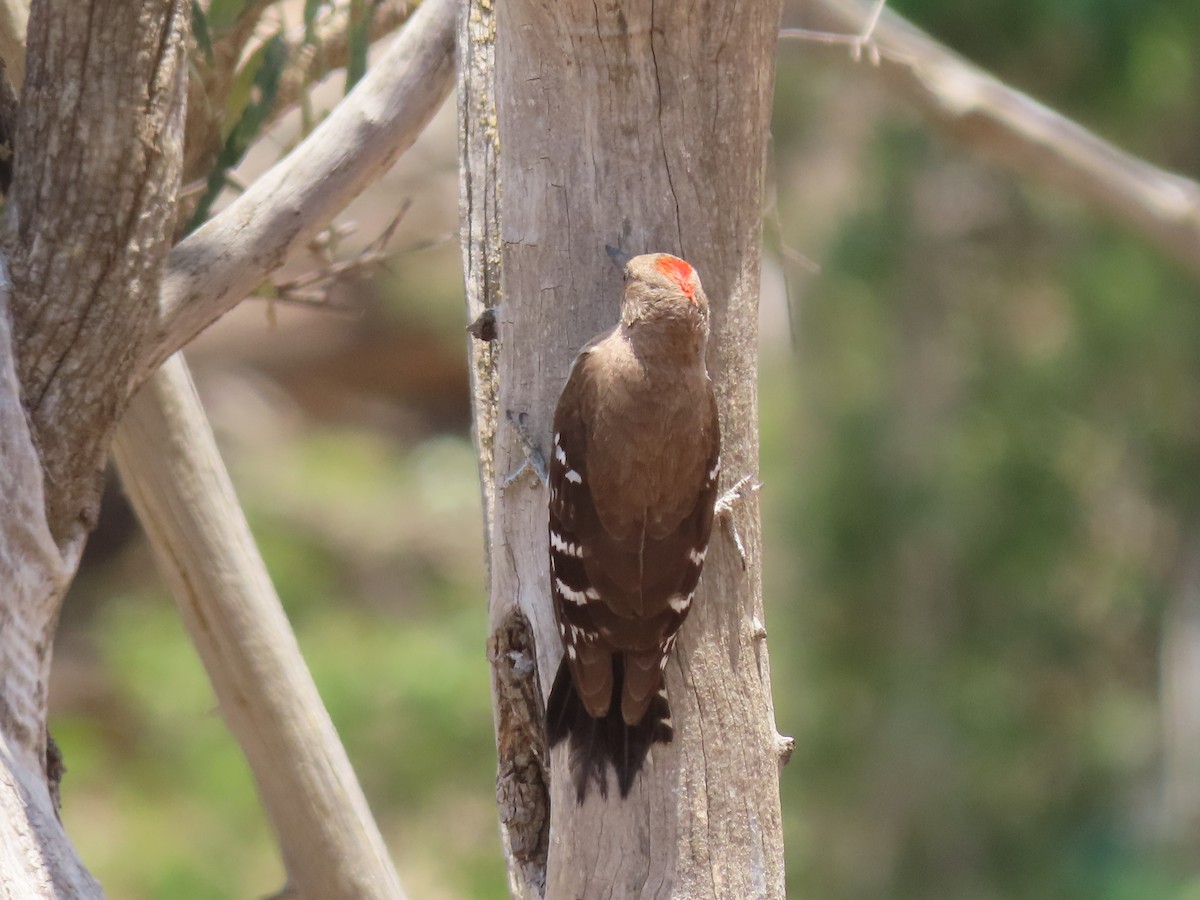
[715,475,760,571]
[502,410,549,489]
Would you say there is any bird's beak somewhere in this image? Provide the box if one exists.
[605,245,633,269]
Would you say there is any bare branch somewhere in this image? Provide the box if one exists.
[792,0,1200,280]
[113,355,407,900]
[254,209,416,315]
[0,738,100,898]
[780,0,886,64]
[144,0,456,383]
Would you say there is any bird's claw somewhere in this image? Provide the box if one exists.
[503,410,549,488]
[715,475,760,571]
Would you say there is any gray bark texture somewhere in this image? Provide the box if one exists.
[0,0,459,894]
[0,2,187,897]
[459,1,789,896]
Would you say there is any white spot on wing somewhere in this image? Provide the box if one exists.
[708,458,721,483]
[555,577,592,605]
[564,468,582,484]
[554,434,567,466]
[550,531,584,558]
[687,546,707,566]
[668,593,691,613]
[566,644,577,660]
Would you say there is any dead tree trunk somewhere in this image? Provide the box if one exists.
[0,0,455,895]
[459,1,789,895]
[0,3,187,895]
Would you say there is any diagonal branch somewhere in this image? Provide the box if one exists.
[113,356,408,900]
[790,0,1200,280]
[143,0,457,384]
[108,0,456,895]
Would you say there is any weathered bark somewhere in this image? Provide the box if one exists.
[0,0,456,892]
[8,1,187,544]
[107,2,456,896]
[0,2,187,896]
[460,1,788,895]
[0,266,98,899]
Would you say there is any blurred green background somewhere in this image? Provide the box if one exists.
[51,0,1200,897]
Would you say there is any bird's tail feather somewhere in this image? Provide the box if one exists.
[545,656,673,801]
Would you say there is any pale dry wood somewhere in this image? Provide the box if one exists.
[106,1,457,895]
[1160,539,1200,838]
[462,0,788,895]
[795,0,1200,280]
[145,0,457,382]
[112,355,407,900]
[0,4,187,896]
[0,267,94,900]
[0,733,100,898]
[458,1,550,895]
[0,0,185,790]
[0,0,450,893]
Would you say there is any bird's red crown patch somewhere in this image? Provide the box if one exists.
[655,255,696,299]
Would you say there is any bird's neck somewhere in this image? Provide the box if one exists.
[619,318,707,367]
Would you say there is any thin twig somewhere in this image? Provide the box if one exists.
[146,0,456,380]
[780,0,887,65]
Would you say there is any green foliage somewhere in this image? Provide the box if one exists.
[344,0,372,92]
[770,2,1200,894]
[304,0,329,43]
[49,0,1200,896]
[203,0,246,36]
[188,33,289,231]
[191,1,214,65]
[57,431,504,899]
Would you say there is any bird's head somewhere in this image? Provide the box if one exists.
[618,253,709,337]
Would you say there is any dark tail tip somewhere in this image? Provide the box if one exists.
[545,656,673,802]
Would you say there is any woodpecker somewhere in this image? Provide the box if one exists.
[545,251,721,801]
